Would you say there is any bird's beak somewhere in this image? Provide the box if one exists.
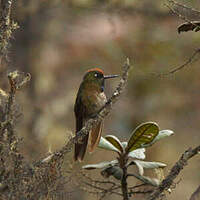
[104,74,119,79]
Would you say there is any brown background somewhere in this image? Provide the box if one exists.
[1,0,200,199]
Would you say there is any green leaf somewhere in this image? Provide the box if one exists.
[98,137,120,153]
[105,135,124,153]
[126,122,159,153]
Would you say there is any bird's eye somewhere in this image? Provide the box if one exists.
[94,73,98,77]
[94,72,103,78]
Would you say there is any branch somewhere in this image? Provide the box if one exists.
[36,58,131,166]
[153,0,200,76]
[167,0,200,17]
[121,165,128,200]
[148,145,200,200]
[82,180,122,198]
[157,48,200,77]
[0,0,18,63]
[0,71,31,142]
[79,171,122,199]
[190,185,200,200]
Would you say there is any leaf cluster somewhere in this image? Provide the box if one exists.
[83,122,174,186]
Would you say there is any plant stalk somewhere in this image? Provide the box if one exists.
[120,153,129,200]
[121,165,129,200]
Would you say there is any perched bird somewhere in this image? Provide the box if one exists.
[74,68,118,162]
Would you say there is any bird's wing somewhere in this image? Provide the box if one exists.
[74,94,88,162]
[88,121,103,153]
[88,92,106,153]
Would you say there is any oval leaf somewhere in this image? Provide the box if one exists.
[98,137,120,153]
[133,160,167,170]
[101,166,123,180]
[178,21,200,33]
[105,135,124,153]
[153,130,174,143]
[126,122,159,153]
[82,160,118,170]
[128,173,160,186]
[134,160,144,175]
[128,148,146,160]
[142,129,174,147]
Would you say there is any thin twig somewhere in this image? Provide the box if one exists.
[148,145,200,200]
[157,48,200,77]
[128,183,147,190]
[81,171,120,187]
[83,181,123,197]
[130,190,153,195]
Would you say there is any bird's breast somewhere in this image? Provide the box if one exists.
[82,91,107,116]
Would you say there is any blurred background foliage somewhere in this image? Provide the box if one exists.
[1,0,200,199]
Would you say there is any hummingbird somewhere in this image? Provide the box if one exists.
[74,68,118,162]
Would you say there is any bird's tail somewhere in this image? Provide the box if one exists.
[88,121,102,153]
[74,134,89,162]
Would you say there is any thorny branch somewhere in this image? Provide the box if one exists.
[0,71,32,198]
[148,145,200,200]
[0,0,18,63]
[37,58,131,166]
[0,71,31,139]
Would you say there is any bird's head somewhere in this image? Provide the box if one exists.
[83,68,118,91]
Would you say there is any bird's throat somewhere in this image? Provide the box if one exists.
[83,81,104,93]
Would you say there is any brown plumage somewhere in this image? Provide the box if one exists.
[74,68,118,162]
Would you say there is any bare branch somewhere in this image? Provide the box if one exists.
[165,0,200,33]
[83,180,123,198]
[157,48,200,77]
[148,145,200,200]
[167,0,200,16]
[166,0,200,22]
[79,171,122,199]
[190,185,200,200]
